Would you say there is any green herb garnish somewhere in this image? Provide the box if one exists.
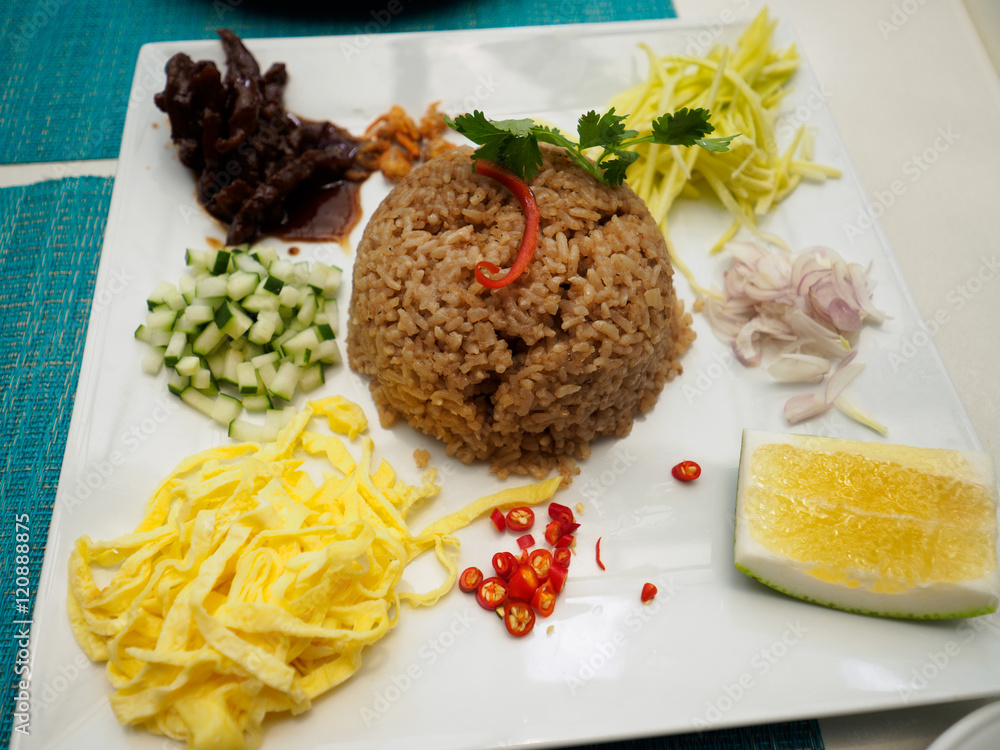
[445,107,737,186]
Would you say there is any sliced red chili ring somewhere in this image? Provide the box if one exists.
[641,582,658,603]
[553,546,571,568]
[548,562,569,595]
[671,460,701,482]
[490,507,506,532]
[531,581,556,617]
[528,548,552,580]
[476,577,509,610]
[516,533,535,550]
[459,566,483,593]
[506,506,535,532]
[504,599,536,637]
[472,160,540,290]
[548,502,576,530]
[544,519,562,546]
[492,551,517,580]
[595,537,606,571]
[554,533,574,548]
[507,565,539,602]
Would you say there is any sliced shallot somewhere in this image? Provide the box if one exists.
[706,242,887,432]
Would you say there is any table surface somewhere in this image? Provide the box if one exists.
[3,0,999,748]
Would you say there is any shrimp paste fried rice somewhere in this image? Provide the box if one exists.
[348,147,694,480]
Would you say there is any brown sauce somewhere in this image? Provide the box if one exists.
[271,180,362,244]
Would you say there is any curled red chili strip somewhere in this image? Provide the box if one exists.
[472,159,540,289]
[596,537,606,571]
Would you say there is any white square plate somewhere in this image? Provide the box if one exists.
[17,15,1000,750]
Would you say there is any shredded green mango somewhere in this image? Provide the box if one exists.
[609,9,842,296]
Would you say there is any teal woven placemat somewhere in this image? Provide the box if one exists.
[0,0,676,164]
[0,176,114,744]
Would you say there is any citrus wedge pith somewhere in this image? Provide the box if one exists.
[734,430,1000,619]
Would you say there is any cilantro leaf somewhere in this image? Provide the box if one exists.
[599,150,640,186]
[695,135,739,152]
[501,136,544,182]
[577,108,635,150]
[446,105,735,187]
[488,117,536,138]
[650,108,716,147]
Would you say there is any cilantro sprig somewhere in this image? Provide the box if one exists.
[445,107,737,186]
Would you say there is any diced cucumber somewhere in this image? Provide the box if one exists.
[146,281,176,310]
[323,266,343,299]
[179,274,197,304]
[300,363,325,393]
[167,370,189,396]
[283,327,320,355]
[141,244,346,432]
[220,348,242,385]
[146,309,178,331]
[242,292,280,313]
[252,245,279,267]
[257,361,278,390]
[263,274,285,294]
[242,393,272,412]
[192,368,214,391]
[210,393,242,426]
[296,291,317,326]
[195,275,229,299]
[313,339,341,365]
[185,248,210,268]
[175,355,201,377]
[251,351,280,368]
[210,248,232,275]
[268,259,294,282]
[226,271,260,301]
[141,347,165,375]
[316,322,336,342]
[236,362,259,394]
[233,251,267,275]
[206,350,227,380]
[215,301,252,339]
[183,303,215,325]
[164,331,187,367]
[180,387,215,418]
[192,321,225,356]
[248,310,279,345]
[278,284,299,308]
[268,361,300,401]
[228,418,279,443]
[164,288,187,311]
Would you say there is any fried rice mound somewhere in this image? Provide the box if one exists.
[347,147,694,481]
